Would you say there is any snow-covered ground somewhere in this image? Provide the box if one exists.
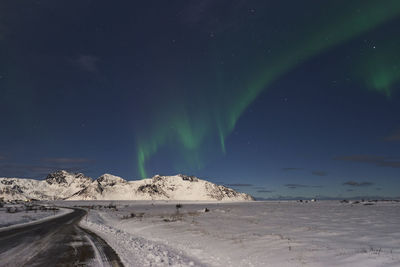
[0,204,72,229]
[64,200,400,267]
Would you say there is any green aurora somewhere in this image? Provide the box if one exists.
[136,1,400,178]
[356,40,400,97]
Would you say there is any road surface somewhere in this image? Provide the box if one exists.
[0,208,123,266]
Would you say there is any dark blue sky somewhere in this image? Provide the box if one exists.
[0,0,399,198]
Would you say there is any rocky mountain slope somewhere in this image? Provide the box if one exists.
[0,171,254,201]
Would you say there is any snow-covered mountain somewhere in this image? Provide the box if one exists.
[0,171,254,201]
[0,171,93,201]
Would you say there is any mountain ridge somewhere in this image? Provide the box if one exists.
[0,171,254,201]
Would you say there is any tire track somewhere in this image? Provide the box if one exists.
[77,225,124,267]
[0,208,124,266]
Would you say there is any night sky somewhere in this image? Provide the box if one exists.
[1,0,400,199]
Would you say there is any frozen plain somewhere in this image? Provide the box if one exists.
[56,200,400,267]
[0,206,72,229]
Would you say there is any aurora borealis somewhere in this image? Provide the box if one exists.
[1,0,400,198]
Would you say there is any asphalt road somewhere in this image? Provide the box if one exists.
[0,208,123,267]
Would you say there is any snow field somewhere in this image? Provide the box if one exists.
[76,201,400,267]
[0,205,72,230]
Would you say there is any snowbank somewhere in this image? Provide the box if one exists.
[80,208,203,266]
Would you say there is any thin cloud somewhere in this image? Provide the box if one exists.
[180,0,248,34]
[225,183,253,187]
[257,190,275,193]
[343,181,374,187]
[42,157,93,164]
[0,163,89,179]
[312,171,327,176]
[284,184,323,189]
[0,155,5,160]
[334,155,400,168]
[384,129,400,141]
[73,54,100,72]
[253,186,267,190]
[282,168,303,171]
